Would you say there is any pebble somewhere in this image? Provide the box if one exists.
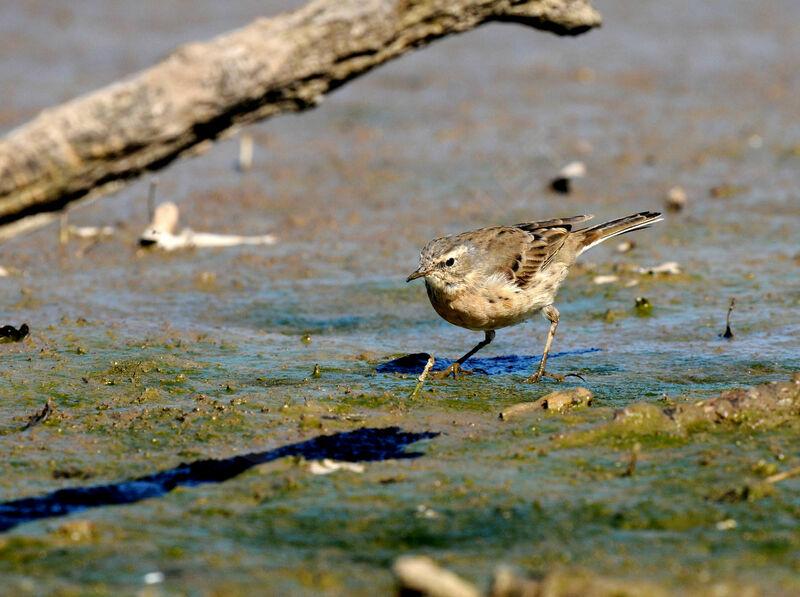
[638,261,681,275]
[593,275,619,285]
[549,161,586,194]
[500,388,593,420]
[308,459,365,475]
[665,186,687,211]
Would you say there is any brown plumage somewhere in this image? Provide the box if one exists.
[407,211,663,381]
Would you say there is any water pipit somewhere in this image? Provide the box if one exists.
[407,211,663,382]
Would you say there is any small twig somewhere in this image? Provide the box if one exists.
[722,297,735,338]
[717,463,800,503]
[237,132,254,172]
[621,442,641,477]
[764,465,800,485]
[409,355,435,398]
[59,210,69,245]
[147,178,159,224]
[22,397,54,431]
[393,555,480,597]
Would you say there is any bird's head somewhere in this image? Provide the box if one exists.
[407,236,473,288]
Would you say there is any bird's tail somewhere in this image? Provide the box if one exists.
[576,211,663,254]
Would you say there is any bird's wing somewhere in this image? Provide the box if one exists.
[512,214,593,231]
[510,226,572,288]
[506,215,592,287]
[462,222,573,290]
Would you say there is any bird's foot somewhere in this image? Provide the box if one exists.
[432,362,473,380]
[525,371,585,384]
[525,370,558,383]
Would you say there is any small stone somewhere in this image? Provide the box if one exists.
[500,388,593,420]
[549,161,586,194]
[143,571,165,585]
[665,185,687,211]
[0,323,30,342]
[638,261,681,275]
[309,459,364,475]
[634,296,652,316]
[716,519,737,531]
[558,161,587,180]
[593,275,619,285]
[615,240,635,253]
[545,387,593,412]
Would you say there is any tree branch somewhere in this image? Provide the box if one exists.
[0,0,600,230]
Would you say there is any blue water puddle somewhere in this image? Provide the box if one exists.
[376,348,603,375]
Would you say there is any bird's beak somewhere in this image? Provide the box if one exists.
[406,268,430,282]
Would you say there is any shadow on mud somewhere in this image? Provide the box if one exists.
[0,427,438,532]
[376,348,602,375]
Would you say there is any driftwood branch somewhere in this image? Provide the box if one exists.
[0,0,600,232]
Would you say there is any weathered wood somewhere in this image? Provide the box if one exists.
[394,555,481,597]
[499,387,593,420]
[0,0,600,230]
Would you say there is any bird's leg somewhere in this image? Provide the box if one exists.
[433,330,495,379]
[526,305,567,383]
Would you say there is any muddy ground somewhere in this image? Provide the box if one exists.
[1,0,799,595]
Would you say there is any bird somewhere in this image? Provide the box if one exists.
[406,211,663,382]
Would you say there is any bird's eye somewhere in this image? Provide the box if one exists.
[445,257,455,267]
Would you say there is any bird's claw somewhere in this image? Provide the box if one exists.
[525,371,547,383]
[562,372,586,382]
[432,362,473,379]
[525,371,585,384]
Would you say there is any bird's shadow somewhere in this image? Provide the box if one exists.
[0,426,437,533]
[376,348,602,376]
